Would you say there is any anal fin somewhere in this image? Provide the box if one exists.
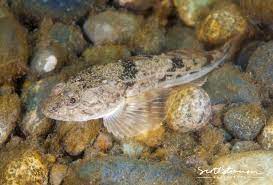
[103,90,169,139]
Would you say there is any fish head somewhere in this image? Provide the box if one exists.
[42,81,125,122]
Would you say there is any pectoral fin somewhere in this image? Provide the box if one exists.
[103,90,169,139]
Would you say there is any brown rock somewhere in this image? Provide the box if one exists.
[58,120,102,156]
[196,1,248,45]
[0,94,21,146]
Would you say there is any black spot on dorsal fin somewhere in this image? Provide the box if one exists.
[120,59,138,87]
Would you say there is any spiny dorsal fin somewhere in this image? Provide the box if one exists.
[103,89,169,139]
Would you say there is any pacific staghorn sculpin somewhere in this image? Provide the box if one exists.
[42,38,238,138]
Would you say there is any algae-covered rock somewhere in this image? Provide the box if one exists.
[224,104,266,140]
[240,0,273,25]
[203,64,261,104]
[129,17,166,55]
[197,1,248,45]
[191,125,229,166]
[9,0,95,23]
[48,22,87,55]
[122,140,146,158]
[0,144,48,185]
[0,94,21,146]
[63,157,197,185]
[93,133,113,152]
[57,120,102,156]
[173,0,218,26]
[50,164,68,185]
[166,86,211,132]
[165,23,204,51]
[232,141,261,152]
[83,44,131,65]
[210,151,273,185]
[83,10,143,45]
[20,77,61,137]
[0,82,15,95]
[0,6,28,84]
[235,40,263,70]
[247,41,273,90]
[115,0,156,11]
[258,117,273,150]
[133,125,165,147]
[162,132,197,161]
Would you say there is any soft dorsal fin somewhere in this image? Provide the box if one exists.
[103,90,169,139]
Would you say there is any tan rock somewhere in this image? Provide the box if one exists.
[166,86,211,132]
[50,164,68,185]
[0,144,48,185]
[209,151,273,185]
[258,117,273,150]
[0,94,21,146]
[58,120,102,156]
[197,1,248,45]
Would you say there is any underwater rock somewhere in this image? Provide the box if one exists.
[220,128,233,142]
[115,0,156,11]
[166,86,211,132]
[232,140,261,153]
[57,120,102,156]
[93,133,113,152]
[0,144,48,185]
[173,0,218,26]
[83,10,143,45]
[203,64,261,104]
[20,77,60,137]
[62,157,197,185]
[9,0,95,23]
[153,0,174,26]
[165,23,204,51]
[192,125,229,166]
[196,1,248,45]
[162,132,197,161]
[129,17,166,55]
[258,117,273,150]
[83,44,131,65]
[30,43,67,77]
[122,140,146,158]
[224,104,266,140]
[133,125,165,147]
[34,18,84,67]
[247,41,273,90]
[0,6,28,84]
[210,150,273,185]
[0,94,21,146]
[240,0,273,26]
[48,22,87,55]
[235,40,263,71]
[0,82,15,95]
[50,164,68,185]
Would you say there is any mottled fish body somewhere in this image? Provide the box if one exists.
[42,40,234,138]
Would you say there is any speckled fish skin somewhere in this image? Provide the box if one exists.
[42,40,233,137]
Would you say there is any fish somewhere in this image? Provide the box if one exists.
[42,38,236,139]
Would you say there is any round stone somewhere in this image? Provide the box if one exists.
[224,104,266,140]
[166,86,211,132]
